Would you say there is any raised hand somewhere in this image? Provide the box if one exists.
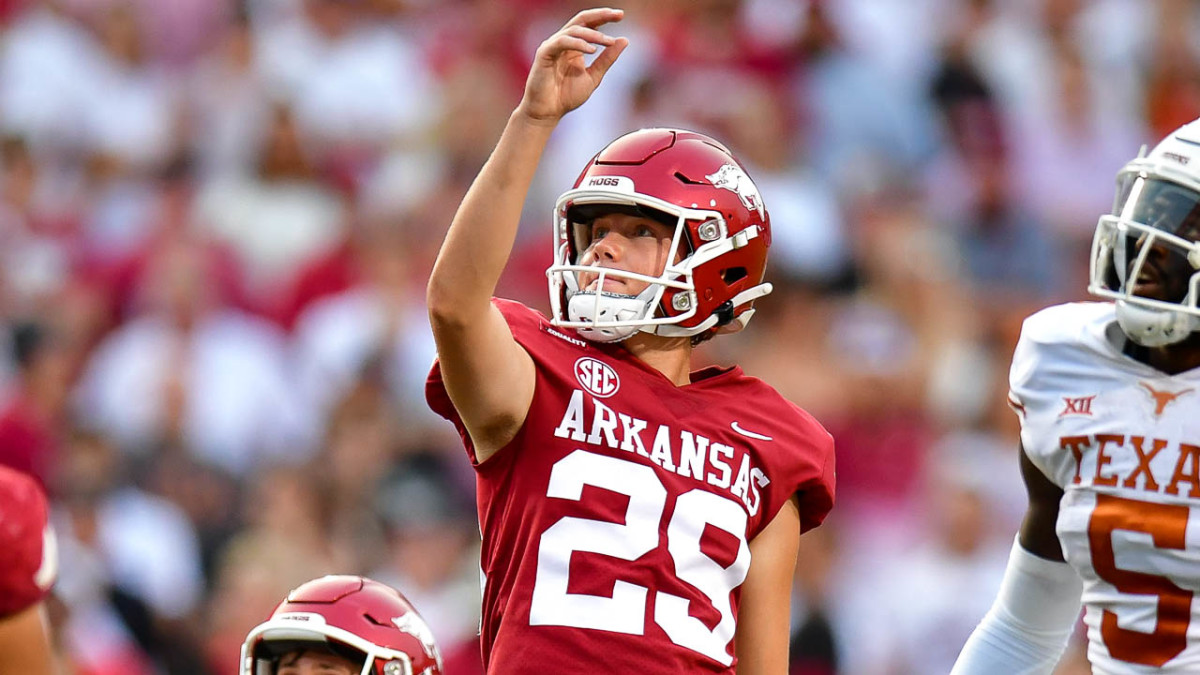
[517,7,629,125]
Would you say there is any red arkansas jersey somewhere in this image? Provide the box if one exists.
[426,300,835,674]
[0,465,56,616]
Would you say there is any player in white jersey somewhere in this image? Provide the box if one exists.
[953,118,1200,674]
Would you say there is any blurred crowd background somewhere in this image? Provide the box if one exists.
[0,0,1192,672]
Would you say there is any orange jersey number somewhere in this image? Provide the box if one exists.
[1088,493,1192,667]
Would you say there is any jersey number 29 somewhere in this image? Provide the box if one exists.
[530,449,751,666]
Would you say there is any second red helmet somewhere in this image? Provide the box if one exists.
[240,575,443,675]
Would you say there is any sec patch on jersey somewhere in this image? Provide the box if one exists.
[574,357,620,398]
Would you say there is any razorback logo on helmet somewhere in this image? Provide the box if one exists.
[574,357,620,398]
[392,612,441,661]
[706,164,765,218]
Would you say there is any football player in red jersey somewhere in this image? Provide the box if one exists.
[425,8,835,674]
[241,575,443,675]
[0,465,58,675]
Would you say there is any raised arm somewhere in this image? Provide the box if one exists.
[426,8,627,463]
[950,445,1082,674]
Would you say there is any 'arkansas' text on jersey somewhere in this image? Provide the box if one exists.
[553,389,769,515]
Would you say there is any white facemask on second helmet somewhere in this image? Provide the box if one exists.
[1089,119,1200,347]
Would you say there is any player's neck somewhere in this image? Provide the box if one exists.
[621,333,693,386]
[1128,333,1200,375]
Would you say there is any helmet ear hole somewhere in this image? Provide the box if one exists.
[721,267,747,285]
[363,612,389,626]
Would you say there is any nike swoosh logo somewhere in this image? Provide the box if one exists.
[730,421,773,441]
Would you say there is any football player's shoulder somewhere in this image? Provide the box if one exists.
[727,374,835,530]
[732,372,832,451]
[492,297,547,329]
[1019,302,1115,349]
[493,298,551,345]
[1012,302,1118,391]
[491,298,590,353]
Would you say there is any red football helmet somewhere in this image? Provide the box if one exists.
[548,128,773,342]
[240,576,443,675]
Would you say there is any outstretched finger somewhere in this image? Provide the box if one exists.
[539,33,599,59]
[565,7,624,30]
[563,24,617,48]
[587,36,628,82]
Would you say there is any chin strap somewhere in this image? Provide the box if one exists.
[567,287,659,343]
[1115,300,1200,347]
[716,283,774,334]
[653,282,774,338]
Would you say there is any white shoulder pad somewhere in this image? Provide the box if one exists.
[1009,302,1124,415]
[1009,303,1131,483]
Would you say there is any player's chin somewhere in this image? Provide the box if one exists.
[1130,280,1166,300]
[1131,274,1190,300]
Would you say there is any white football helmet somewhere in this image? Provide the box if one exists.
[1089,118,1200,346]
